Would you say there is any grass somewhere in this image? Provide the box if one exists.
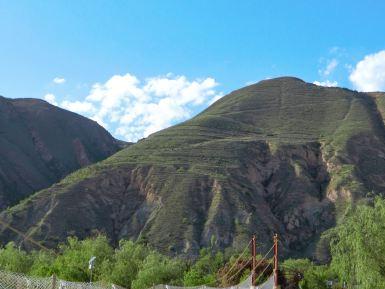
[4,77,385,255]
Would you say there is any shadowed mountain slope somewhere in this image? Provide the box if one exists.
[2,77,385,258]
[0,96,122,209]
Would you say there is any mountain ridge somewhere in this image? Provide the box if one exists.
[0,95,123,210]
[1,77,385,259]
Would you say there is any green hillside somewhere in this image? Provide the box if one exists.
[2,77,385,259]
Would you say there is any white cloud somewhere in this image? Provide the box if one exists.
[53,77,66,84]
[208,93,224,105]
[61,100,96,115]
[319,59,338,77]
[245,80,257,86]
[51,73,223,141]
[44,93,58,105]
[349,50,385,92]
[313,80,338,87]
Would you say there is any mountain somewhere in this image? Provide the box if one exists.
[2,77,385,259]
[0,96,123,209]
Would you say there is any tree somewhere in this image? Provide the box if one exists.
[0,242,33,273]
[53,235,114,282]
[330,197,385,288]
[132,252,186,289]
[100,240,149,288]
[29,250,55,277]
[183,248,224,286]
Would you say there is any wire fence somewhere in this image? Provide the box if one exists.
[0,270,273,289]
[0,270,121,289]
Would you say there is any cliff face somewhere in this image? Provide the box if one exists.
[0,96,122,209]
[2,77,385,259]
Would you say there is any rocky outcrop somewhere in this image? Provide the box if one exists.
[1,77,385,259]
[0,141,334,257]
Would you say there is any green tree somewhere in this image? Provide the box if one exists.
[300,265,336,289]
[29,250,56,277]
[100,240,149,288]
[52,235,113,282]
[132,252,186,289]
[282,259,337,289]
[0,242,33,273]
[330,197,385,288]
[183,248,224,286]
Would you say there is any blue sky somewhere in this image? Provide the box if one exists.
[1,0,385,141]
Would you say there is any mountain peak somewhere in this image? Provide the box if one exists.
[3,79,385,260]
[258,76,305,84]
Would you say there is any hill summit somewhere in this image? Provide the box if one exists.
[2,77,385,258]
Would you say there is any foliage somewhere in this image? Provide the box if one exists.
[330,197,385,289]
[99,240,149,287]
[5,193,385,289]
[0,236,228,289]
[29,250,55,277]
[300,265,337,289]
[282,259,337,289]
[132,252,186,289]
[52,235,114,282]
[0,242,33,273]
[279,197,385,288]
[183,248,224,286]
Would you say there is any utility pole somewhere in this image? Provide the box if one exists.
[251,235,256,286]
[273,234,279,289]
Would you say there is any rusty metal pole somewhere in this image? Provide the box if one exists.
[251,235,256,286]
[273,234,279,289]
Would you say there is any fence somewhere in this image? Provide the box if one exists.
[0,270,123,289]
[0,270,273,289]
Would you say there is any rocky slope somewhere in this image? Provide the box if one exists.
[0,96,123,209]
[2,77,385,259]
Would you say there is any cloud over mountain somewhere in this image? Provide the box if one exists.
[350,50,385,91]
[44,73,223,142]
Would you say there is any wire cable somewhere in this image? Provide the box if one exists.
[227,243,274,282]
[227,257,252,282]
[254,263,272,285]
[221,239,252,281]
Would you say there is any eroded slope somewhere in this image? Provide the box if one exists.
[2,78,385,258]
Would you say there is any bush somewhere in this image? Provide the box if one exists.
[100,240,149,287]
[132,252,186,289]
[52,235,114,282]
[183,248,224,286]
[0,242,33,273]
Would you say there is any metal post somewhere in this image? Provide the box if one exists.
[273,234,279,289]
[52,274,57,289]
[89,256,96,283]
[251,235,256,286]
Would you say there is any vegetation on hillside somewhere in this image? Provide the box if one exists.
[0,236,235,289]
[3,196,385,288]
[282,197,385,289]
[3,78,385,282]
